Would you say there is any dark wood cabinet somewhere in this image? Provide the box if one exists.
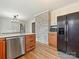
[48,32,57,49]
[25,34,36,52]
[0,38,6,59]
[0,34,36,59]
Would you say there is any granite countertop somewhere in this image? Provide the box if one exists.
[0,33,35,38]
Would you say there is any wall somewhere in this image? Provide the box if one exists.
[51,1,79,25]
[25,1,79,43]
[19,20,26,33]
[35,11,50,44]
[0,16,23,34]
[25,18,35,33]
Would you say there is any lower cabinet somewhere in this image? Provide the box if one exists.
[0,38,5,59]
[25,34,36,52]
[48,32,57,49]
[0,34,36,59]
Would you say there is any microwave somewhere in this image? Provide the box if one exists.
[50,25,57,32]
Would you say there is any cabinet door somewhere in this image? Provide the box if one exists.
[0,38,5,59]
[25,34,36,52]
[48,32,57,48]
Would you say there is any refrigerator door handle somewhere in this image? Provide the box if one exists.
[65,21,67,42]
[64,20,68,42]
[66,20,68,42]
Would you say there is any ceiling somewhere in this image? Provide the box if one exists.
[0,0,79,20]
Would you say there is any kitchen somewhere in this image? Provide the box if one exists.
[0,13,36,59]
[0,0,79,59]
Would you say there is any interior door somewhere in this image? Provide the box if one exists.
[57,15,67,52]
[67,12,79,56]
[32,22,35,33]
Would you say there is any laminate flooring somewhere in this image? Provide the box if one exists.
[18,42,78,59]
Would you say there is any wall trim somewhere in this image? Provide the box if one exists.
[34,9,50,17]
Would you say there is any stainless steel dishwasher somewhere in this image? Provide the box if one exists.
[6,36,25,59]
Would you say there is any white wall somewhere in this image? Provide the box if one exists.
[51,1,79,25]
[0,17,20,34]
[25,18,35,33]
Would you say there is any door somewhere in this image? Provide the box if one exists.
[20,23,25,33]
[32,22,35,33]
[57,15,67,52]
[67,12,79,55]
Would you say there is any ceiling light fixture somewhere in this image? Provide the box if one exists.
[11,14,20,23]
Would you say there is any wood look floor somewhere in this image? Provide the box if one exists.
[18,42,62,59]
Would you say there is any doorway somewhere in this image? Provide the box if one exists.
[32,22,35,33]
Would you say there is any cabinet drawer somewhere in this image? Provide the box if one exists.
[26,45,35,48]
[26,46,35,52]
[26,41,35,46]
[26,37,35,42]
[26,39,35,44]
[26,39,33,42]
[25,34,36,52]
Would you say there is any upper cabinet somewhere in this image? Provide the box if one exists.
[51,11,57,26]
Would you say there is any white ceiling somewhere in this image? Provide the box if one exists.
[0,0,79,20]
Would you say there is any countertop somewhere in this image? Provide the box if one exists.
[0,33,35,38]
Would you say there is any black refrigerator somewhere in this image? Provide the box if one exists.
[57,12,79,57]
